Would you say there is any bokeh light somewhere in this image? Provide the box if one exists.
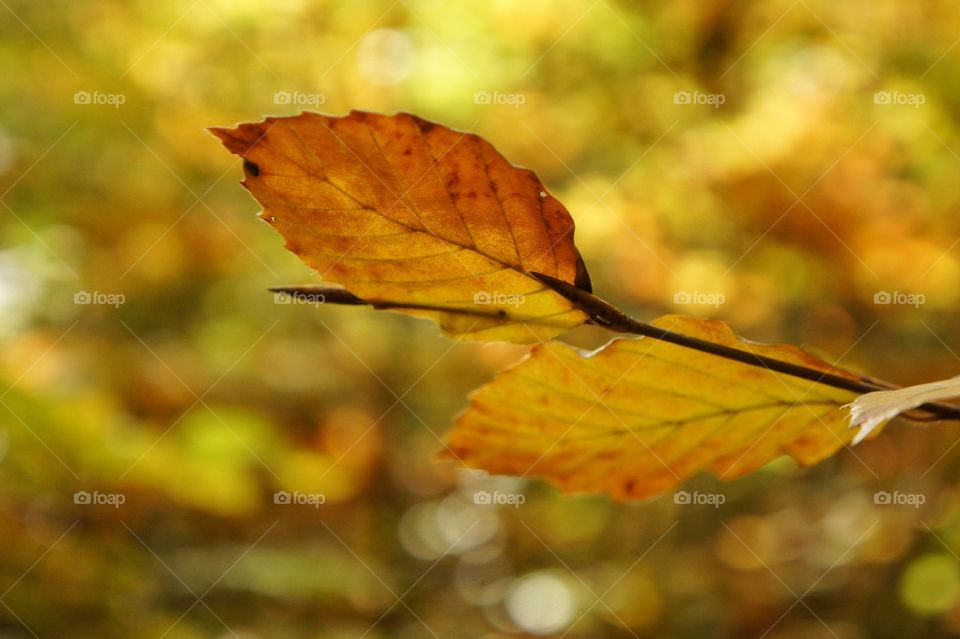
[506,572,578,635]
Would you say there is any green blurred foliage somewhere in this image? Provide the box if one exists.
[3,0,960,637]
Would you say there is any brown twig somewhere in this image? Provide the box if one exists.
[529,273,960,423]
[268,278,960,423]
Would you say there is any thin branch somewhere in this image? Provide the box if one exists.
[268,279,960,422]
[270,285,367,306]
[530,273,960,422]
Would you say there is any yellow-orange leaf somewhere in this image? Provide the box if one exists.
[210,111,591,343]
[442,315,884,500]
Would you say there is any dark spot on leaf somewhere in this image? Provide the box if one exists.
[403,148,412,155]
[409,115,436,133]
[574,252,593,293]
[243,159,260,177]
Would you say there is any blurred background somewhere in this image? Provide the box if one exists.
[3,0,960,637]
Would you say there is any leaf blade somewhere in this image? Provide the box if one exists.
[442,315,880,500]
[210,111,591,343]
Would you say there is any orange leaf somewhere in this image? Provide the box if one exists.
[441,315,881,500]
[210,111,591,343]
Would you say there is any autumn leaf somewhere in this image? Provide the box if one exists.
[441,314,879,500]
[209,110,592,343]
